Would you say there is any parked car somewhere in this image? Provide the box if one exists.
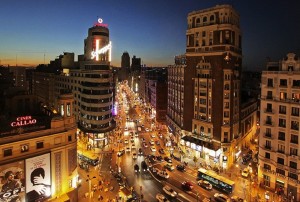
[157,170,169,179]
[163,185,177,198]
[176,164,186,172]
[117,149,125,157]
[164,157,172,163]
[156,193,170,202]
[181,181,194,191]
[164,164,175,171]
[134,164,140,172]
[198,180,212,190]
[214,193,229,202]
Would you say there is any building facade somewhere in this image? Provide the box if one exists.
[0,92,78,202]
[259,53,300,201]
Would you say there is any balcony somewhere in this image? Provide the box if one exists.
[263,133,273,139]
[264,108,274,114]
[277,150,285,154]
[264,146,272,150]
[265,121,273,126]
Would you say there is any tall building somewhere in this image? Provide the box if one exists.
[34,18,115,149]
[167,4,252,168]
[259,53,300,201]
[121,52,130,69]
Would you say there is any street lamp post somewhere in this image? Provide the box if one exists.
[86,175,96,202]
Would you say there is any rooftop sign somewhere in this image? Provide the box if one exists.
[94,18,108,28]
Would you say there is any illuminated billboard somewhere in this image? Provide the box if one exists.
[0,161,25,202]
[25,153,51,202]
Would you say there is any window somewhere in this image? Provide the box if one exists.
[291,134,298,144]
[279,118,286,128]
[196,18,200,24]
[279,105,286,114]
[290,147,298,156]
[290,161,297,169]
[265,140,271,149]
[291,107,299,116]
[263,175,270,187]
[202,31,206,37]
[21,144,29,153]
[279,79,287,87]
[203,17,207,23]
[278,144,285,153]
[276,168,285,176]
[267,78,273,87]
[280,92,287,100]
[264,164,271,171]
[36,142,44,149]
[266,103,272,112]
[61,104,64,116]
[288,172,298,180]
[3,148,12,157]
[266,116,272,125]
[266,128,271,137]
[278,132,285,141]
[291,121,299,130]
[68,135,72,142]
[277,157,284,165]
[67,103,71,117]
[265,152,270,159]
[210,15,214,21]
[292,80,300,87]
[267,91,273,99]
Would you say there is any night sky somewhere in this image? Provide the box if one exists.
[0,0,299,71]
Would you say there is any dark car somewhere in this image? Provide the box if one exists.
[159,148,165,154]
[156,155,163,162]
[164,157,172,163]
[117,149,125,157]
[138,148,143,155]
[181,181,194,191]
[141,161,148,171]
[134,164,140,172]
[176,164,186,172]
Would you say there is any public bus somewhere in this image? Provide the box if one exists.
[77,151,99,166]
[197,168,235,194]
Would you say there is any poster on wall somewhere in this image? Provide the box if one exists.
[0,160,25,202]
[25,153,51,202]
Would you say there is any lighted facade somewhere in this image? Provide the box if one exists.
[0,92,78,202]
[259,53,300,201]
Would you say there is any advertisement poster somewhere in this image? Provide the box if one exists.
[25,154,51,202]
[0,161,25,202]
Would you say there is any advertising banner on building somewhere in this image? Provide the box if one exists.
[25,153,51,202]
[0,161,25,202]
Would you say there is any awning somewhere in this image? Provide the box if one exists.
[181,135,220,151]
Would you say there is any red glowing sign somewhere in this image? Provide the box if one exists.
[94,18,108,28]
[11,116,37,127]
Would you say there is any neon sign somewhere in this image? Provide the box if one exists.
[91,40,112,61]
[11,116,37,127]
[94,18,108,28]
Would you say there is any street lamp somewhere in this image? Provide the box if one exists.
[86,175,96,202]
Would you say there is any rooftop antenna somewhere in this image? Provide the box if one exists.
[16,54,18,67]
[44,53,45,65]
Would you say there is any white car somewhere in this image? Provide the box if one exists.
[157,170,169,179]
[145,128,149,132]
[132,153,137,159]
[151,134,156,138]
[163,185,177,198]
[126,147,131,152]
[124,139,129,144]
[156,193,170,202]
[150,146,156,152]
[214,193,229,202]
[149,140,155,145]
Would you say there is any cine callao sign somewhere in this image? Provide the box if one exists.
[11,116,37,127]
[91,40,112,62]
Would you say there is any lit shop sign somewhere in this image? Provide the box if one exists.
[91,40,112,61]
[94,18,108,28]
[11,116,37,127]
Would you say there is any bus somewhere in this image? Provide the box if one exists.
[77,151,99,166]
[197,168,235,194]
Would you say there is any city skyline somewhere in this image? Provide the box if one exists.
[0,0,299,70]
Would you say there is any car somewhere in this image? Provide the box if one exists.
[155,140,160,145]
[214,193,229,202]
[126,147,131,152]
[150,146,156,152]
[124,127,128,131]
[134,164,140,172]
[156,193,170,202]
[157,170,169,179]
[145,128,150,132]
[141,124,145,128]
[152,167,159,173]
[130,138,134,143]
[159,148,165,154]
[141,137,146,143]
[151,134,156,138]
[156,155,163,162]
[163,185,177,198]
[164,157,172,163]
[132,153,137,159]
[242,168,249,177]
[176,164,186,172]
[143,143,148,147]
[198,180,212,190]
[141,161,149,171]
[148,155,157,163]
[181,181,194,191]
[138,148,143,155]
[131,143,136,150]
[164,164,175,171]
[158,133,163,139]
[231,196,245,202]
[149,140,155,145]
[117,149,125,157]
[135,132,139,137]
[124,139,129,144]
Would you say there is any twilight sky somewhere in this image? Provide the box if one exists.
[0,0,299,71]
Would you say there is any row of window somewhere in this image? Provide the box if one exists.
[266,104,300,116]
[3,135,73,157]
[265,116,299,130]
[267,78,300,87]
[264,152,298,168]
[263,164,298,181]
